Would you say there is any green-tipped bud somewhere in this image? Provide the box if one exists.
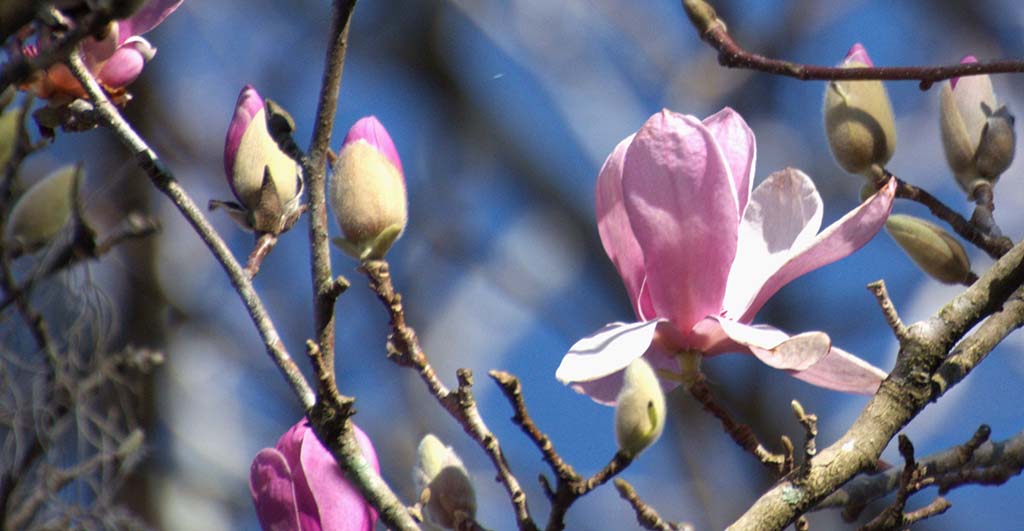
[886,214,971,284]
[413,434,477,529]
[940,56,1016,194]
[3,165,81,254]
[614,358,666,458]
[0,108,18,174]
[824,44,897,177]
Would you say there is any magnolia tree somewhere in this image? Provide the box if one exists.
[1,0,1023,529]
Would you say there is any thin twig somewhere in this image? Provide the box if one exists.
[362,261,537,531]
[614,479,692,531]
[681,0,1024,89]
[244,233,278,279]
[867,280,907,341]
[688,378,785,474]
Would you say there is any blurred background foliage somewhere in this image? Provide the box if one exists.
[4,0,1024,528]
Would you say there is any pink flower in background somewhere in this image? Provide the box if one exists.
[556,108,896,404]
[23,0,182,103]
[250,420,378,531]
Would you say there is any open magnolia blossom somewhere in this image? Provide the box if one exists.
[22,0,182,104]
[556,108,896,405]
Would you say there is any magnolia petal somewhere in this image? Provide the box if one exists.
[623,110,739,331]
[224,85,264,184]
[788,346,887,395]
[97,38,153,88]
[343,116,403,175]
[250,448,302,531]
[556,320,663,404]
[596,134,648,317]
[300,424,379,531]
[117,0,184,41]
[723,168,823,317]
[710,317,830,371]
[702,108,755,214]
[737,177,896,323]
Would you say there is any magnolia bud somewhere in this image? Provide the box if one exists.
[939,56,1016,194]
[3,164,80,254]
[0,108,18,173]
[824,43,897,177]
[213,85,302,233]
[614,357,666,458]
[413,434,477,529]
[885,214,971,285]
[329,116,408,260]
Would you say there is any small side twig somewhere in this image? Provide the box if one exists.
[790,400,817,467]
[244,233,278,279]
[867,280,907,341]
[860,435,925,530]
[688,378,785,474]
[614,479,693,531]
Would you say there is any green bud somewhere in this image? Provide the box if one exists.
[885,214,971,285]
[940,57,1016,194]
[413,434,477,529]
[614,357,666,458]
[0,108,18,174]
[823,44,897,177]
[4,165,81,254]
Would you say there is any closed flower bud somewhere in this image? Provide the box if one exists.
[4,164,81,254]
[329,116,407,260]
[413,434,476,529]
[213,85,302,233]
[940,56,1016,194]
[824,43,897,177]
[886,214,971,284]
[614,357,666,458]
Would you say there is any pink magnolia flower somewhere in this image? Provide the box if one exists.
[23,0,182,103]
[250,420,378,531]
[556,109,896,404]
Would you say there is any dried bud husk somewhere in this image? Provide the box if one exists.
[413,434,477,529]
[3,164,81,254]
[614,357,666,458]
[824,44,897,177]
[885,214,971,284]
[939,56,1016,195]
[330,116,407,260]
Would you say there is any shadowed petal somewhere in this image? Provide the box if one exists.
[623,110,739,331]
[596,134,649,318]
[250,449,302,531]
[557,320,664,404]
[723,168,823,316]
[788,346,887,395]
[299,424,379,531]
[97,38,154,88]
[702,108,755,214]
[117,0,184,41]
[710,317,831,371]
[737,177,896,323]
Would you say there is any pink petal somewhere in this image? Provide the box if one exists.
[556,320,665,405]
[950,55,978,90]
[343,116,403,176]
[595,134,649,318]
[117,0,183,41]
[298,423,379,531]
[702,108,755,214]
[788,346,887,395]
[723,168,823,317]
[224,85,265,185]
[708,317,830,371]
[843,43,873,67]
[622,110,739,331]
[250,448,303,531]
[736,177,896,323]
[96,38,154,88]
[81,27,119,67]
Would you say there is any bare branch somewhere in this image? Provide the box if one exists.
[614,479,693,531]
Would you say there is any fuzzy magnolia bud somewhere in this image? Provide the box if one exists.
[413,434,477,529]
[824,43,897,176]
[886,214,971,284]
[614,357,666,458]
[329,116,408,260]
[3,164,80,254]
[940,56,1016,194]
[215,84,302,233]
